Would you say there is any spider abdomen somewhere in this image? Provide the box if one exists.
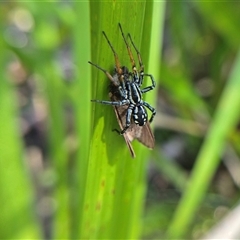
[133,105,148,126]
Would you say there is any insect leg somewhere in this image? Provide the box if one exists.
[88,61,116,84]
[89,61,128,104]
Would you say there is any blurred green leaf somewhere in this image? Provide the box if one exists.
[0,49,41,238]
[167,50,240,239]
[196,2,240,48]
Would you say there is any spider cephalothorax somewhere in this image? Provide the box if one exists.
[89,23,156,136]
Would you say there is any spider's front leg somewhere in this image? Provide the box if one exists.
[141,73,156,93]
[142,101,156,123]
[91,99,129,106]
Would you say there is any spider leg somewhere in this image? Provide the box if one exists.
[118,23,137,74]
[141,74,156,93]
[142,101,156,123]
[120,105,133,134]
[91,99,129,106]
[128,33,145,86]
[102,31,122,76]
[128,33,144,73]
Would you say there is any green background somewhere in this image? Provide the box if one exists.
[1,1,240,239]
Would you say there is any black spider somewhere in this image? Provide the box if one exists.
[89,23,156,135]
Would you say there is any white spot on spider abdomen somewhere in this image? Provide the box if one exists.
[133,106,147,126]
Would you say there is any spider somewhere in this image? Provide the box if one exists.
[89,23,156,135]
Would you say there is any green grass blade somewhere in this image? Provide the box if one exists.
[41,63,70,239]
[72,1,165,239]
[70,2,92,238]
[153,150,188,192]
[143,1,166,105]
[167,50,240,239]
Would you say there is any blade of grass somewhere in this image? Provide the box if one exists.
[71,1,165,239]
[142,1,165,106]
[81,2,148,238]
[153,150,188,192]
[166,50,240,239]
[70,2,92,238]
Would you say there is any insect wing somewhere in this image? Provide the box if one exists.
[109,89,155,150]
[112,104,136,158]
[122,120,155,149]
[134,122,155,149]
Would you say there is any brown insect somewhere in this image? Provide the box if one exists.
[89,23,155,158]
[109,78,154,158]
[110,93,137,158]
